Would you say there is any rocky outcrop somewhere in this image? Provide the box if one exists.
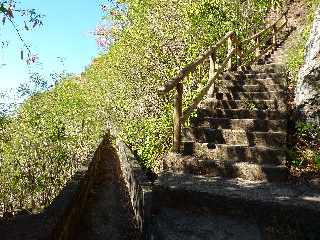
[295,7,320,124]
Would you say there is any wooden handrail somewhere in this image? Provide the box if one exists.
[158,31,235,95]
[248,43,275,66]
[182,48,236,123]
[158,9,289,152]
[243,9,288,43]
[243,10,288,65]
[278,21,287,33]
[232,36,245,60]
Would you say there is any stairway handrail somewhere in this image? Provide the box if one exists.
[243,9,288,44]
[158,31,235,95]
[158,9,288,152]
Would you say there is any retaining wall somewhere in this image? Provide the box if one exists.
[116,140,153,238]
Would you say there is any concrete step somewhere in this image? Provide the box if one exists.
[194,144,286,165]
[250,64,287,74]
[153,173,320,239]
[217,84,286,93]
[149,207,263,240]
[222,72,285,81]
[216,78,287,87]
[196,109,287,120]
[213,91,286,101]
[188,160,289,182]
[192,118,287,131]
[200,99,287,111]
[161,154,288,182]
[184,128,286,147]
[234,64,286,75]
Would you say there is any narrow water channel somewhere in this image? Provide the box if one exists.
[75,144,142,240]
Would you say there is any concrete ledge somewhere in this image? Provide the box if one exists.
[154,172,320,239]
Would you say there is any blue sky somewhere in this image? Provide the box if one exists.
[0,0,107,91]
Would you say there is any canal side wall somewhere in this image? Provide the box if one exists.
[116,140,153,238]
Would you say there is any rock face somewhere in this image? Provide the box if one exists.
[295,7,320,124]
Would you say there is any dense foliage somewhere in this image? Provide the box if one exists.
[0,0,283,214]
[0,76,105,213]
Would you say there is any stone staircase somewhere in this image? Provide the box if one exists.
[159,62,290,183]
[151,62,320,239]
[150,12,320,237]
[180,63,289,182]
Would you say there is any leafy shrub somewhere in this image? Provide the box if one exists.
[296,121,320,146]
[289,121,320,170]
[0,77,105,213]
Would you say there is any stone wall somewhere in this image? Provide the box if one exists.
[116,140,153,238]
[295,7,320,124]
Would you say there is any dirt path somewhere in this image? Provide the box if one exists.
[75,143,142,240]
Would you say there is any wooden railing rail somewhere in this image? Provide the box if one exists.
[158,10,288,152]
[182,47,237,123]
[243,10,288,44]
[244,9,288,65]
[158,31,235,95]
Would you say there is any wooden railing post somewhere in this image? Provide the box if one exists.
[233,37,239,69]
[228,34,233,69]
[237,43,242,67]
[272,25,277,46]
[173,82,183,152]
[255,36,260,57]
[208,50,216,96]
